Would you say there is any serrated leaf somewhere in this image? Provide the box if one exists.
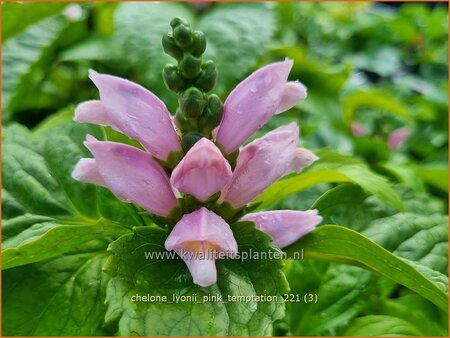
[286,225,448,310]
[2,240,111,336]
[104,222,288,335]
[198,3,276,95]
[255,149,404,210]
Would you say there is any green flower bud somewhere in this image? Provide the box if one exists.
[174,109,195,133]
[162,33,183,60]
[163,65,186,93]
[198,94,223,133]
[182,132,204,152]
[173,23,192,50]
[170,17,187,28]
[179,87,207,118]
[191,31,206,57]
[195,60,218,92]
[179,53,202,79]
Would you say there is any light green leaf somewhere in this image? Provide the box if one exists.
[104,222,288,335]
[343,315,423,336]
[415,165,449,192]
[285,225,448,310]
[2,240,111,336]
[342,89,413,124]
[2,15,71,122]
[2,2,68,41]
[255,149,403,210]
[198,3,276,96]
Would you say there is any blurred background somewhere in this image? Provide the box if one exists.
[2,1,449,336]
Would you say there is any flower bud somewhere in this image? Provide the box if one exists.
[182,132,204,152]
[174,109,195,133]
[173,22,192,50]
[179,54,202,79]
[163,64,186,93]
[191,31,206,57]
[195,60,218,92]
[162,33,183,60]
[198,94,223,133]
[170,17,187,28]
[179,87,207,118]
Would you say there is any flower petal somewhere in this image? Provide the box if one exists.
[88,70,181,160]
[74,100,113,126]
[165,207,237,254]
[286,148,318,174]
[275,81,307,114]
[221,123,299,208]
[71,158,106,186]
[84,135,178,217]
[165,207,237,287]
[242,209,322,248]
[171,138,232,201]
[388,127,411,150]
[216,59,293,153]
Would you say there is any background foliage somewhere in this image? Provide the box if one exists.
[2,2,448,336]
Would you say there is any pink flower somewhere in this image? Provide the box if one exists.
[351,122,367,137]
[388,127,411,150]
[171,138,232,201]
[215,59,307,154]
[74,70,181,161]
[242,210,322,248]
[72,135,178,217]
[165,207,238,287]
[220,123,317,209]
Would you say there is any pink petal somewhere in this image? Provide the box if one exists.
[84,135,178,217]
[216,59,294,154]
[74,100,113,126]
[71,158,106,186]
[286,148,318,173]
[388,127,411,150]
[351,122,366,137]
[165,207,238,287]
[221,123,299,208]
[171,138,232,201]
[88,70,181,160]
[275,81,307,114]
[242,209,322,248]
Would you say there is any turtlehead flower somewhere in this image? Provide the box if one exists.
[215,59,307,154]
[165,208,237,287]
[72,135,178,217]
[171,138,232,201]
[388,127,411,150]
[351,122,367,137]
[72,24,320,288]
[242,210,322,248]
[75,70,181,161]
[220,123,318,209]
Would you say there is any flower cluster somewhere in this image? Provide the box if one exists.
[72,18,322,287]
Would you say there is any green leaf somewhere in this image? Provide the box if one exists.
[2,240,111,336]
[2,2,68,41]
[2,15,71,122]
[104,222,288,335]
[343,315,423,336]
[415,165,449,192]
[285,225,448,310]
[2,120,140,269]
[342,89,413,124]
[284,260,374,335]
[255,149,404,210]
[198,3,276,96]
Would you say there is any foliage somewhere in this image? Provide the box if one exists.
[2,2,448,336]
